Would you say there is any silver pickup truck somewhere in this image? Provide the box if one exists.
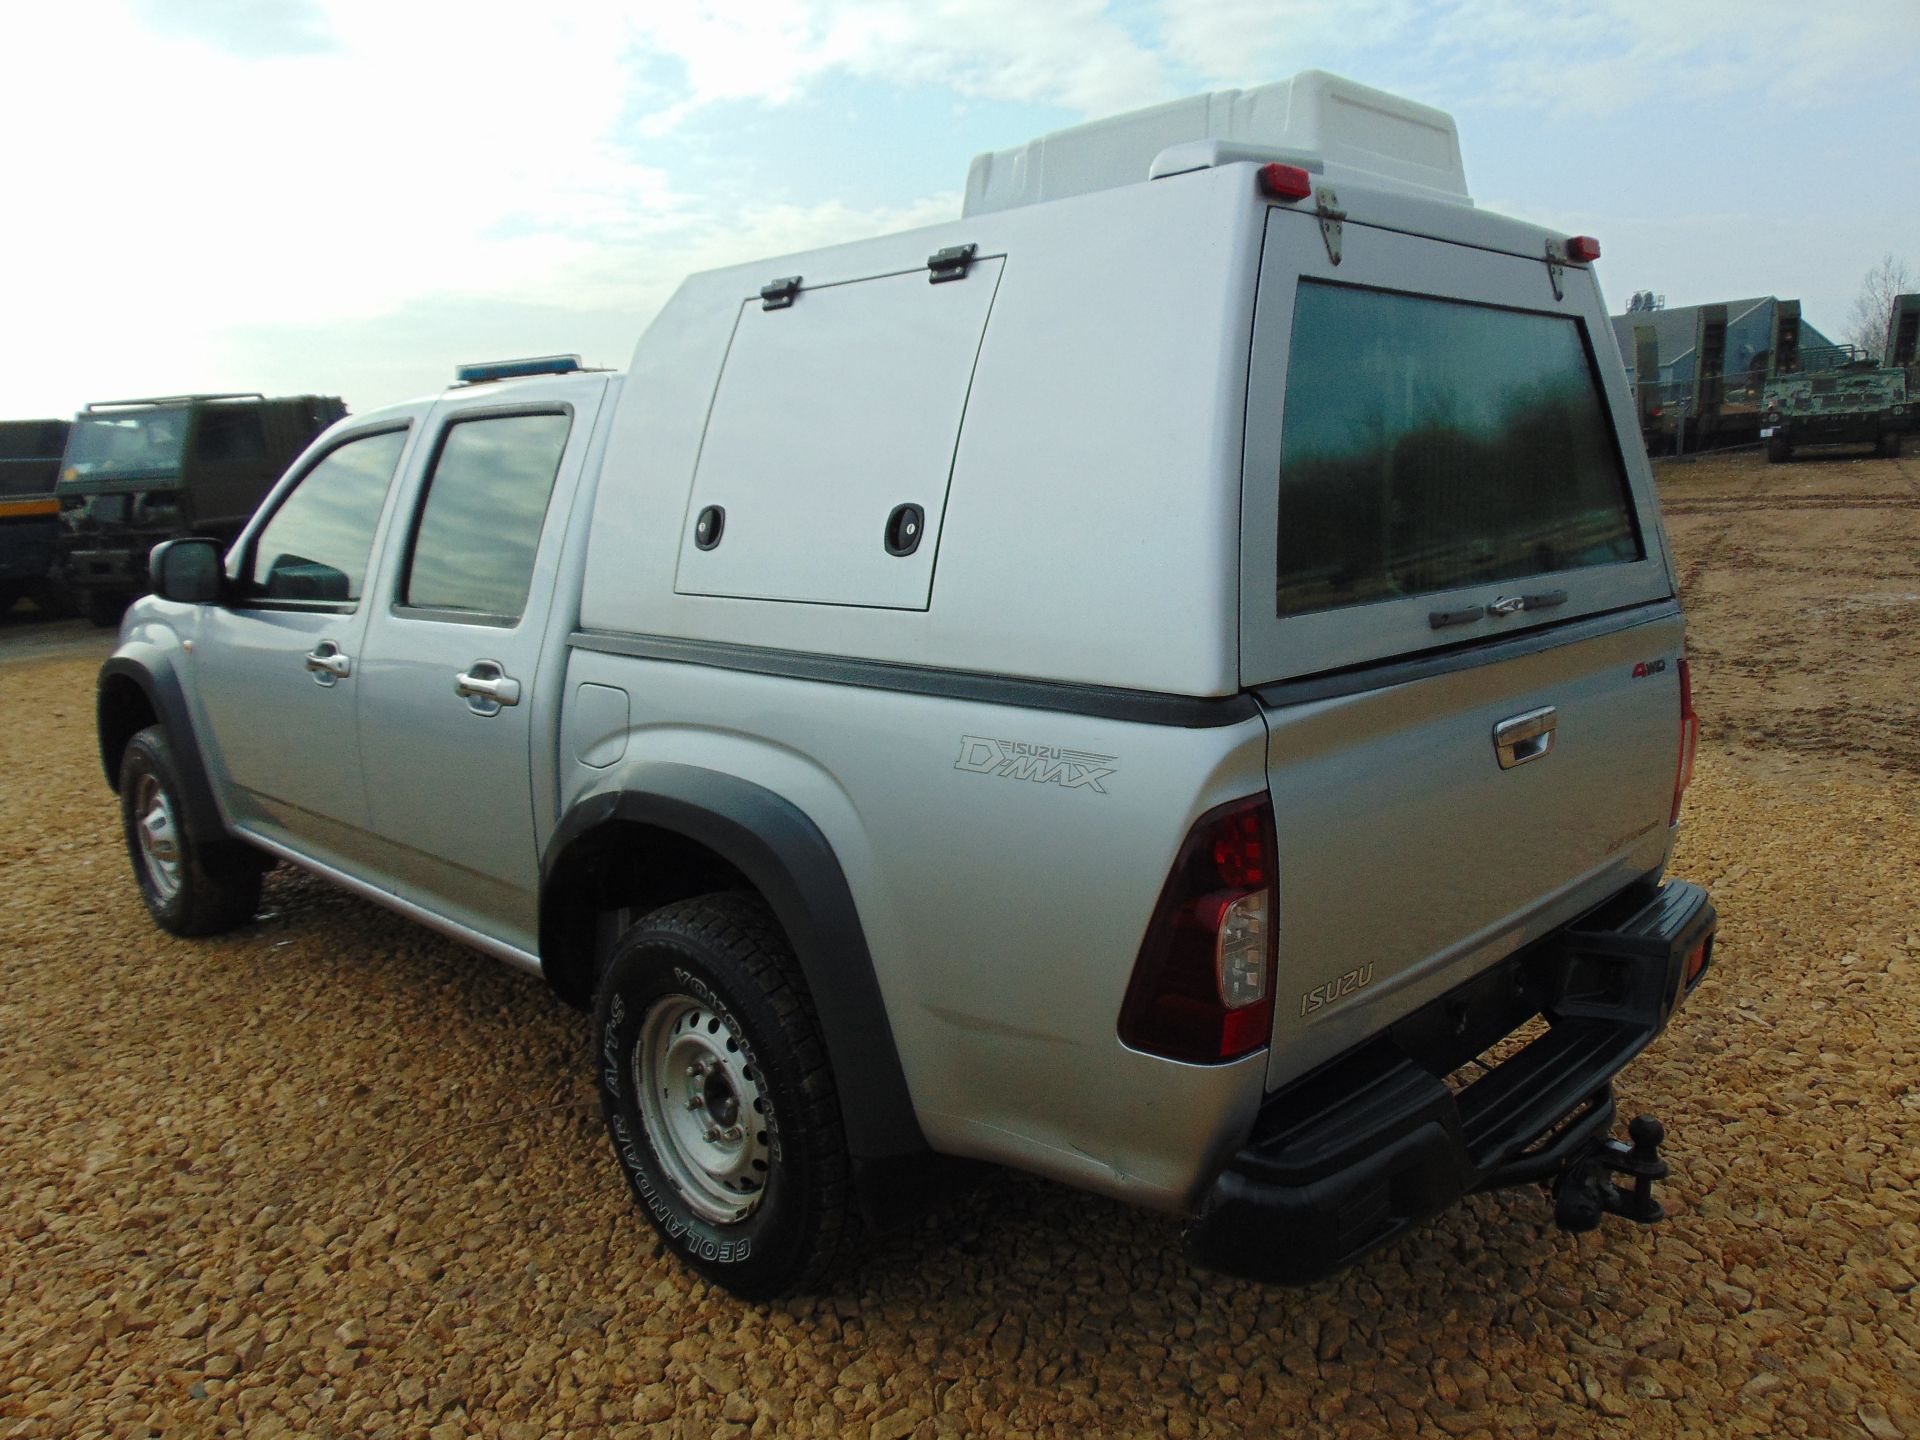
[97,72,1715,1298]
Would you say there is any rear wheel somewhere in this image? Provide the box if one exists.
[594,892,853,1299]
[118,725,262,936]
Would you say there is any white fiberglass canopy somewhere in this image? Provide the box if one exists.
[962,69,1471,217]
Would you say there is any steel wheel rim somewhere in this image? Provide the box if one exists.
[634,994,772,1225]
[133,773,183,903]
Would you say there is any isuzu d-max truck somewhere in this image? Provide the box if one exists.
[98,72,1714,1298]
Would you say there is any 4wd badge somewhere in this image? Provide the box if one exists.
[955,736,1117,793]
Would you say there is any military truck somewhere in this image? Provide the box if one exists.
[56,393,346,624]
[1761,347,1909,463]
[0,419,72,615]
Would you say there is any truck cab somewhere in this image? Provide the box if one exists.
[56,392,346,624]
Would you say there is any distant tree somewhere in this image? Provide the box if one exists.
[1845,254,1912,359]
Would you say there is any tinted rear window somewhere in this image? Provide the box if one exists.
[1275,282,1642,617]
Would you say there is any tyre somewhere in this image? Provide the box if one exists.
[0,584,21,615]
[1885,432,1904,459]
[1766,433,1792,464]
[118,725,262,937]
[594,892,853,1299]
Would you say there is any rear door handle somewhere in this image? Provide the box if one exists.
[304,642,351,685]
[1493,706,1557,769]
[455,660,521,716]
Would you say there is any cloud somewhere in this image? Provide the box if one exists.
[1156,0,1428,89]
[129,0,339,57]
[1153,0,1918,115]
[630,0,1170,131]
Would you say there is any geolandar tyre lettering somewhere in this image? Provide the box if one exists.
[593,892,852,1299]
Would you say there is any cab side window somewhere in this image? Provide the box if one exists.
[193,407,269,465]
[247,428,408,605]
[401,412,572,622]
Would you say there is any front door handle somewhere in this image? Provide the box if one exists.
[455,660,521,716]
[304,642,351,685]
[1493,705,1557,769]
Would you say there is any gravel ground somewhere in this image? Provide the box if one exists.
[3,451,1917,1439]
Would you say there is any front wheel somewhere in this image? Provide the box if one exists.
[1882,432,1903,459]
[594,893,853,1299]
[119,725,262,936]
[1766,433,1792,464]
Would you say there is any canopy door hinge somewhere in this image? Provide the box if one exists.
[760,275,802,311]
[1315,187,1346,266]
[1544,240,1567,302]
[928,243,977,284]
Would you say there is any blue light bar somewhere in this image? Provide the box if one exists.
[454,354,583,384]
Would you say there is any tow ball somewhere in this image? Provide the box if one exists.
[1552,1114,1669,1232]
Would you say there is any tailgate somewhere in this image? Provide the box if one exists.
[1260,606,1684,1090]
[1234,206,1686,1092]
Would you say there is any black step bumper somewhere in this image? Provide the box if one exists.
[1186,879,1715,1285]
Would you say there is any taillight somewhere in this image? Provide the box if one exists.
[1119,795,1277,1063]
[1257,163,1313,201]
[1566,235,1602,262]
[1672,658,1699,824]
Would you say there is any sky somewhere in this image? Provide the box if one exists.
[3,0,1916,421]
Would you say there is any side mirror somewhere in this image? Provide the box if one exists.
[150,538,224,604]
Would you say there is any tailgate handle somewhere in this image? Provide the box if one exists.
[1494,706,1557,769]
[1488,589,1568,617]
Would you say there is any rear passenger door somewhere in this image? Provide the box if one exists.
[354,379,607,956]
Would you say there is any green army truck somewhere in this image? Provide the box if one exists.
[56,393,346,624]
[1761,347,1909,464]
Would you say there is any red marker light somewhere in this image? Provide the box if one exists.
[1566,235,1602,263]
[1258,163,1313,201]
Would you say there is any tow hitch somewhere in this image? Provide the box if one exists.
[1552,1113,1669,1232]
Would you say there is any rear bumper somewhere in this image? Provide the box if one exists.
[1186,879,1715,1285]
